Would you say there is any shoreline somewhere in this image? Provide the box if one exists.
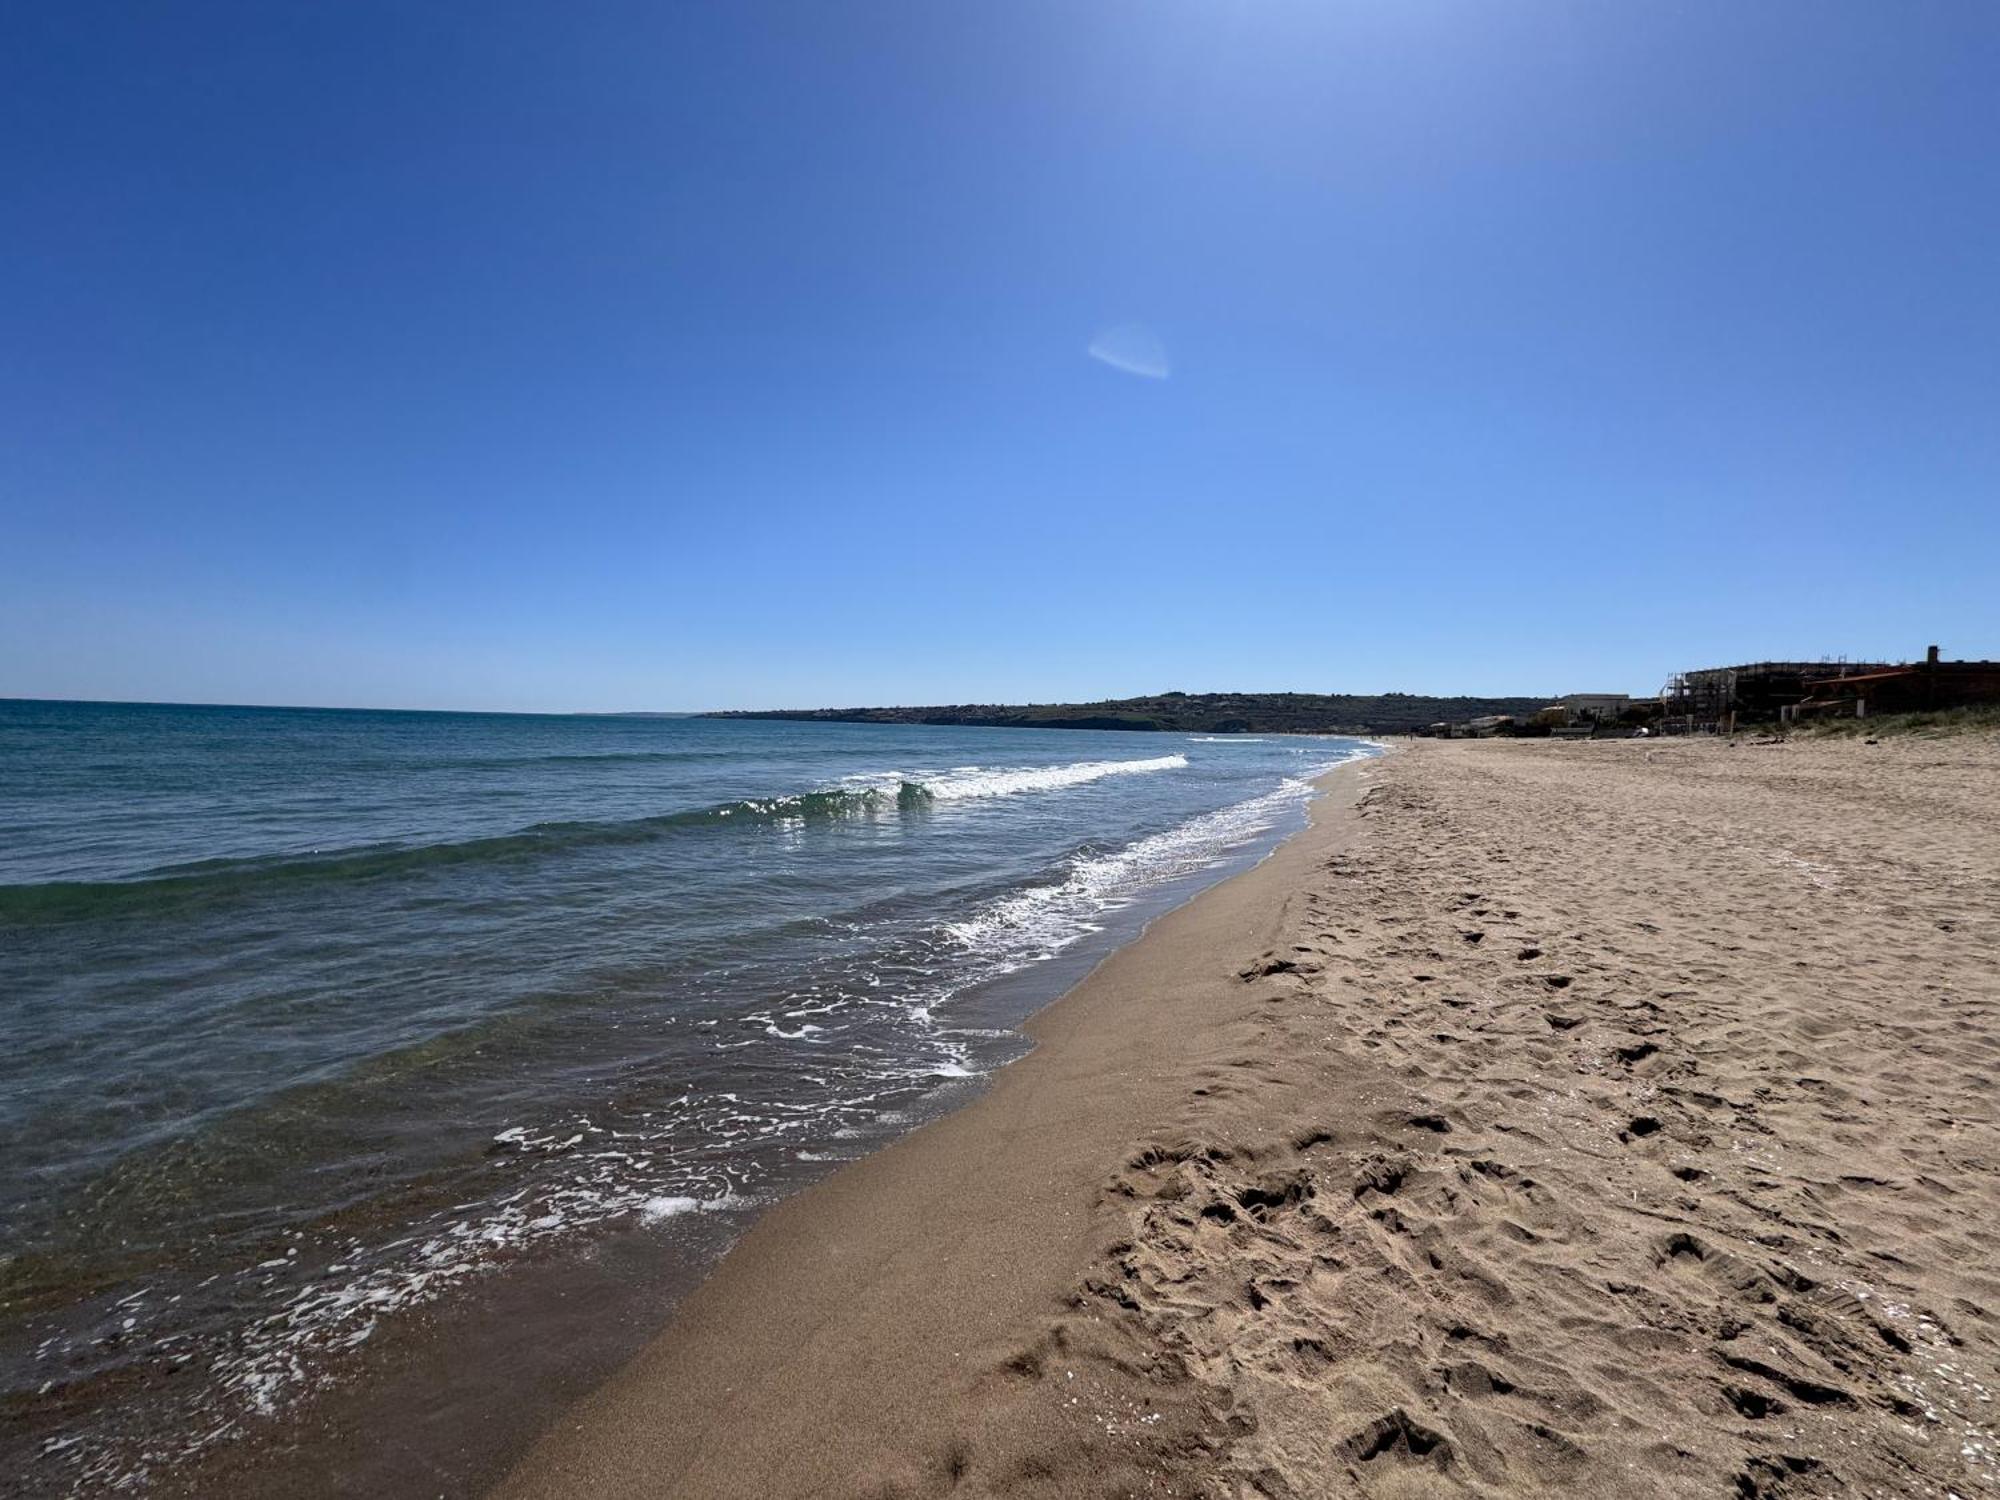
[493,755,1384,1498]
[98,748,1373,1500]
[496,734,2000,1499]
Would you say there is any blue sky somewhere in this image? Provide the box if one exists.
[4,1,1995,711]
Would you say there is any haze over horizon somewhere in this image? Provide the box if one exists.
[6,1,1996,714]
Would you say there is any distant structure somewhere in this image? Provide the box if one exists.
[1560,692,1630,722]
[1426,693,1634,739]
[1659,660,1889,733]
[1662,646,2000,730]
[1410,646,1996,739]
[1790,646,2000,722]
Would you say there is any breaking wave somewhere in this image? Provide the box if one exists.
[849,753,1187,802]
[941,751,1367,977]
[0,756,1192,924]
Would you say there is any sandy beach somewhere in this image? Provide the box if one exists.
[15,5,1996,1494]
[498,734,2000,1500]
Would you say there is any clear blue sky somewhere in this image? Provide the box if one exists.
[4,1,1995,712]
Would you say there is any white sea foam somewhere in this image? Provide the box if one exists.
[925,754,1185,798]
[45,1125,780,1492]
[763,1021,825,1040]
[639,1197,695,1222]
[1188,736,1265,743]
[940,749,1371,979]
[640,1192,745,1221]
[841,754,1187,803]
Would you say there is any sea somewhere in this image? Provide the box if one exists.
[0,699,1376,1495]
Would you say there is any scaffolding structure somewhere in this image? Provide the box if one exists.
[1658,659,1890,733]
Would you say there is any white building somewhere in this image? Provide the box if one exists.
[1559,693,1630,722]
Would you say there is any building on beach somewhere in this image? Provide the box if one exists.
[1663,647,1999,729]
[1660,659,1891,732]
[1558,692,1631,723]
[1790,648,2000,721]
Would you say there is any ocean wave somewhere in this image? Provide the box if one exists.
[734,751,1186,815]
[913,753,1187,800]
[0,798,907,923]
[0,756,1191,925]
[940,750,1367,976]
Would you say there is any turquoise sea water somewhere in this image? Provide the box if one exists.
[0,700,1373,1491]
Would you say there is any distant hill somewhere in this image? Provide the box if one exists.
[701,691,1549,736]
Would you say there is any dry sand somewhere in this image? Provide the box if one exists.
[497,735,2000,1499]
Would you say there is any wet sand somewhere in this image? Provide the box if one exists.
[497,735,2000,1499]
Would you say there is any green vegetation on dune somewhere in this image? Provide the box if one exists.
[1787,705,2000,740]
[703,691,1550,736]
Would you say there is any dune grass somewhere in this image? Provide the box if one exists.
[1791,704,2000,739]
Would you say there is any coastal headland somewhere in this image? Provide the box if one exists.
[699,692,1550,736]
[498,733,2000,1498]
